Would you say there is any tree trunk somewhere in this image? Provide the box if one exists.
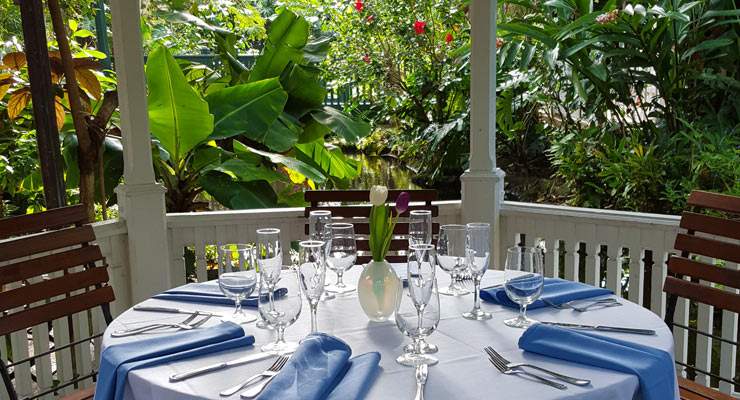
[47,0,99,222]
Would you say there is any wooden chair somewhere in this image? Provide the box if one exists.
[0,205,115,400]
[663,191,740,400]
[305,189,439,264]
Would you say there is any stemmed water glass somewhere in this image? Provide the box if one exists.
[462,223,492,320]
[258,268,303,354]
[408,210,432,246]
[298,240,326,333]
[503,246,545,328]
[308,210,335,301]
[395,244,439,367]
[325,223,357,294]
[218,244,258,324]
[255,228,282,329]
[436,224,470,296]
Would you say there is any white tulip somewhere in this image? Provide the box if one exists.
[369,186,388,206]
[624,4,634,15]
[634,4,646,16]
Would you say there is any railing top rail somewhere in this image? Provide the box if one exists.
[502,201,681,227]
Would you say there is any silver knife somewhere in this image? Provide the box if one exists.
[133,305,223,317]
[540,321,656,335]
[169,352,277,382]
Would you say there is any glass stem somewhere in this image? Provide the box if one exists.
[413,337,423,354]
[234,295,243,315]
[268,285,275,310]
[473,277,481,310]
[310,301,318,333]
[336,270,344,287]
[519,304,528,322]
[276,326,285,344]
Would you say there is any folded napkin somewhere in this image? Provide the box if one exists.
[257,333,381,400]
[95,322,253,400]
[519,324,676,400]
[480,277,611,310]
[153,281,288,306]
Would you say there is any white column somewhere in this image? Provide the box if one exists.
[110,0,172,302]
[461,0,505,266]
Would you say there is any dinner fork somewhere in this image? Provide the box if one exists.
[542,298,621,312]
[484,347,567,390]
[239,355,291,398]
[111,313,204,337]
[219,355,289,397]
[485,346,590,386]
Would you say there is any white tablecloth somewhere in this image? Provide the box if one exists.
[103,267,677,400]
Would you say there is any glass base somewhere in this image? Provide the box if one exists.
[504,315,537,328]
[404,340,438,354]
[463,308,492,321]
[320,291,335,301]
[396,352,438,367]
[326,283,356,294]
[221,312,258,325]
[261,340,299,354]
[438,284,470,297]
[255,319,273,330]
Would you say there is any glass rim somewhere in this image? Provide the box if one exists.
[256,227,281,234]
[409,210,432,216]
[466,222,490,229]
[299,240,325,248]
[309,210,332,216]
[219,243,254,251]
[327,222,354,229]
[440,224,466,230]
[409,243,435,251]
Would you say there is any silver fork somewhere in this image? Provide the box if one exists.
[542,298,621,312]
[111,313,201,337]
[484,347,567,390]
[485,346,590,386]
[219,355,289,397]
[239,355,291,398]
[456,271,474,290]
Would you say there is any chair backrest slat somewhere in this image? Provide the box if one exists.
[0,267,110,312]
[0,225,96,262]
[679,212,740,240]
[687,190,740,214]
[663,276,740,314]
[667,256,740,290]
[305,190,439,265]
[0,245,104,285]
[674,233,740,264]
[0,205,88,240]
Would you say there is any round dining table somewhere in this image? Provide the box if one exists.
[102,267,677,400]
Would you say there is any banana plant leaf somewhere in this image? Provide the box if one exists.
[294,140,360,181]
[213,158,287,183]
[239,143,326,184]
[280,63,327,116]
[309,106,370,144]
[146,45,214,164]
[259,113,301,152]
[199,171,277,209]
[62,134,123,204]
[249,10,309,82]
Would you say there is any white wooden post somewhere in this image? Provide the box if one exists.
[110,0,172,302]
[461,0,505,266]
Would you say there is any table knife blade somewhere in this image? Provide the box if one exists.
[540,321,656,335]
[133,305,222,317]
[169,352,276,382]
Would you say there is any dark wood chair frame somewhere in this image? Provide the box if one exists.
[305,189,440,265]
[0,205,115,400]
[663,190,740,399]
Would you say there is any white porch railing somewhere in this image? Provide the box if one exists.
[5,200,735,397]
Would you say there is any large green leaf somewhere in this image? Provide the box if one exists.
[281,63,327,115]
[213,158,286,183]
[200,171,277,209]
[248,10,309,82]
[242,145,326,184]
[295,140,360,180]
[163,11,233,36]
[310,106,370,144]
[63,134,123,202]
[146,45,214,164]
[303,35,332,64]
[206,78,287,140]
[259,113,301,152]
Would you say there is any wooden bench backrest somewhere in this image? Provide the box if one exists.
[305,190,439,264]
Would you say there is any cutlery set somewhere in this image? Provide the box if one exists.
[111,312,213,337]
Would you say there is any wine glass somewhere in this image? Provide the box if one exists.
[503,246,545,328]
[395,267,440,367]
[218,244,258,324]
[258,269,303,354]
[298,240,326,333]
[325,222,357,294]
[463,223,492,320]
[408,210,432,246]
[403,244,439,355]
[436,224,470,296]
[256,228,282,329]
[308,210,335,301]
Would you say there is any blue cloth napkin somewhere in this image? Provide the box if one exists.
[480,277,611,310]
[257,333,381,400]
[519,324,676,400]
[95,322,253,400]
[153,282,288,307]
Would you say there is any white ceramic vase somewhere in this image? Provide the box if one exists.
[357,260,403,322]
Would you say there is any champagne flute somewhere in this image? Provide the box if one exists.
[404,243,439,355]
[462,223,492,320]
[258,269,303,354]
[408,210,432,246]
[255,228,282,329]
[308,210,335,301]
[218,244,258,324]
[503,246,545,328]
[298,240,326,333]
[325,223,357,294]
[436,224,470,296]
[395,270,440,367]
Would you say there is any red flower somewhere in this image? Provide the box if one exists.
[366,14,374,23]
[496,37,504,49]
[413,20,426,35]
[362,54,371,63]
[354,0,363,12]
[445,32,453,43]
